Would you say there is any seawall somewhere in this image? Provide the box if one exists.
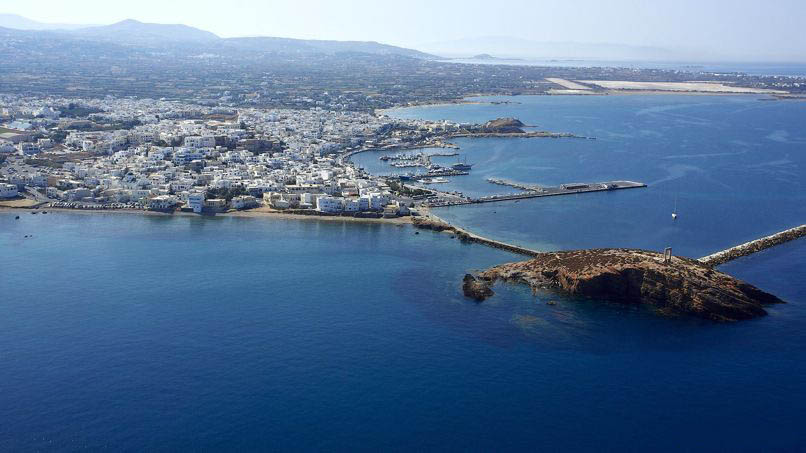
[413,214,540,257]
[698,224,806,267]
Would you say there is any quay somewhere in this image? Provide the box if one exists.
[421,169,469,177]
[699,224,806,267]
[486,177,543,192]
[426,180,646,207]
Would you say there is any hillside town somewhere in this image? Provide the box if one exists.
[0,95,482,218]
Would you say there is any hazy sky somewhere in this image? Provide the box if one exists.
[5,0,806,61]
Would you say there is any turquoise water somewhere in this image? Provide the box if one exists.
[3,95,806,450]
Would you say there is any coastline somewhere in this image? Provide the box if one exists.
[374,97,523,116]
[0,205,413,226]
[377,89,782,116]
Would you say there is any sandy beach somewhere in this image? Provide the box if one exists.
[1,205,413,226]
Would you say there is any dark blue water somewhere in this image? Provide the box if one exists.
[2,212,806,451]
[3,95,806,451]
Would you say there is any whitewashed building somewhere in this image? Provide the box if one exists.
[187,192,205,213]
[316,196,343,213]
[0,183,19,198]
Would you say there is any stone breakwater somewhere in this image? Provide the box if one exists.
[468,249,784,322]
[699,224,806,267]
[412,216,540,257]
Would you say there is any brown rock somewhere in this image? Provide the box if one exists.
[463,274,494,301]
[477,249,784,321]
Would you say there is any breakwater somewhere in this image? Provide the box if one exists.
[698,224,806,267]
[426,180,646,207]
[413,215,540,257]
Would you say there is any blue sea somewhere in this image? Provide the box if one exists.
[3,94,806,451]
[445,59,806,77]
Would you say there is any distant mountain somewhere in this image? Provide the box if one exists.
[420,36,679,61]
[226,36,435,58]
[0,14,435,58]
[74,19,220,44]
[0,13,91,31]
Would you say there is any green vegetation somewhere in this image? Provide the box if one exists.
[82,119,143,132]
[206,186,248,202]
[59,104,103,118]
[24,158,63,169]
[50,130,68,143]
[23,152,92,169]
[387,180,429,197]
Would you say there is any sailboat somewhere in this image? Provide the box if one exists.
[672,195,678,220]
[451,155,474,171]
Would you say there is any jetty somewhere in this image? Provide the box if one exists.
[413,215,540,257]
[426,180,646,207]
[698,224,806,267]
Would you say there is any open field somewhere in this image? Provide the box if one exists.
[577,80,787,94]
[0,198,39,208]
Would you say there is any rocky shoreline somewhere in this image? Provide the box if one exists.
[466,248,785,322]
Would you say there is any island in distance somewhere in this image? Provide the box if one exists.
[463,249,785,322]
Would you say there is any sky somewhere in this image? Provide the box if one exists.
[3,0,805,61]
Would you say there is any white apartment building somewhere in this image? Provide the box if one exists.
[187,192,205,213]
[316,196,343,213]
[183,136,216,149]
[147,195,178,211]
[18,142,41,155]
[0,183,19,198]
[231,195,258,210]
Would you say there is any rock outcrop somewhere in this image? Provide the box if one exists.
[463,274,494,301]
[473,249,784,321]
[481,117,526,133]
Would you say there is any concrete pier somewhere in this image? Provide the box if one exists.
[427,180,646,207]
[699,224,806,267]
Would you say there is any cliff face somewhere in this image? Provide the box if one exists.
[472,249,784,322]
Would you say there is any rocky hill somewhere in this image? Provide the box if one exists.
[467,249,784,322]
[480,117,526,133]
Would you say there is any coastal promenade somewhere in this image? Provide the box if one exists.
[699,224,806,267]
